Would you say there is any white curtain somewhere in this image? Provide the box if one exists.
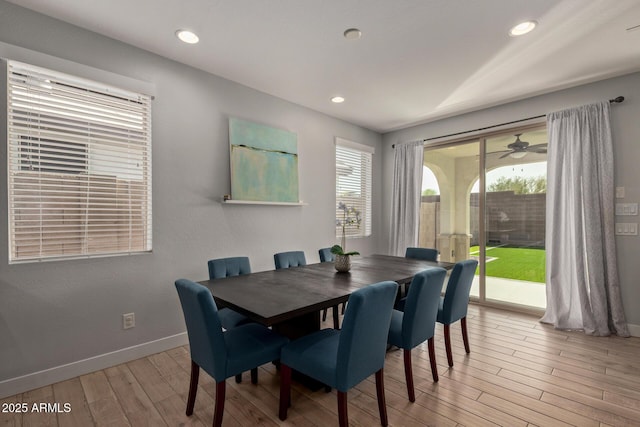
[390,140,424,256]
[541,101,629,337]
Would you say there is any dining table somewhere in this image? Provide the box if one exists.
[199,254,454,340]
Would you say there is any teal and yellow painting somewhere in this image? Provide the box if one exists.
[229,118,299,202]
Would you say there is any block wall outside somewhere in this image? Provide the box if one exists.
[420,191,546,250]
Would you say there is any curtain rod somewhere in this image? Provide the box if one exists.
[392,96,625,148]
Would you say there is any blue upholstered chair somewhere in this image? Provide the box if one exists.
[405,247,439,261]
[319,247,335,263]
[437,259,479,367]
[274,251,307,269]
[319,247,344,329]
[279,281,398,427]
[175,279,289,427]
[388,268,447,402]
[207,257,253,331]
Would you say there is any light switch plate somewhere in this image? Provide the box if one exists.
[616,187,625,198]
[615,203,638,216]
[615,223,638,235]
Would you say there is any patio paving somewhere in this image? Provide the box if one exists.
[469,275,546,310]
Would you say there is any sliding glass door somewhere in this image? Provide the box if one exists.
[420,125,547,310]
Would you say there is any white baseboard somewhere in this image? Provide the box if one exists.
[0,332,188,399]
[627,323,640,337]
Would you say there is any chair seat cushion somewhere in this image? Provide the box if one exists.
[224,324,289,378]
[281,328,340,388]
[218,307,252,330]
[387,309,404,348]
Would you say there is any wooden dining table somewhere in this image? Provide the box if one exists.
[199,254,454,339]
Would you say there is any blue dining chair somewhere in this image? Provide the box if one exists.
[318,247,335,263]
[274,250,307,269]
[388,268,447,402]
[279,281,398,427]
[405,247,438,261]
[319,247,344,329]
[174,279,289,427]
[402,247,439,298]
[207,257,253,331]
[437,259,479,367]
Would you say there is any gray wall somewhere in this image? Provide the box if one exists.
[382,71,640,330]
[0,1,382,392]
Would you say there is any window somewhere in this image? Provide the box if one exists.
[335,138,373,238]
[6,60,152,263]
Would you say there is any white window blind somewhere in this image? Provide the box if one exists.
[335,138,373,238]
[6,60,152,263]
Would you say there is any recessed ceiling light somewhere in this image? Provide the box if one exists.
[343,28,362,40]
[176,29,199,44]
[331,96,345,103]
[509,21,537,37]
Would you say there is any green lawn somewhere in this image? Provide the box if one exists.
[469,246,546,283]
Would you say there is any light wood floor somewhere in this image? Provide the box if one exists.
[2,305,640,426]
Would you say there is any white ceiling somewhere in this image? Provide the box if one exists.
[8,0,640,133]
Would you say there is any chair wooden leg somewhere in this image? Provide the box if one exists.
[235,373,242,383]
[461,317,471,354]
[213,381,226,427]
[279,364,292,421]
[322,308,328,322]
[333,305,340,330]
[186,360,199,416]
[251,368,258,384]
[337,391,349,427]
[428,337,439,382]
[444,324,454,367]
[375,369,388,426]
[341,302,346,314]
[403,349,415,402]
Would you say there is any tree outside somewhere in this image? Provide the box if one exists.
[487,175,546,194]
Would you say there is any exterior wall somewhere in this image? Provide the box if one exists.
[420,191,546,251]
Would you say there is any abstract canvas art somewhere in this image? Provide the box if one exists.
[229,118,299,202]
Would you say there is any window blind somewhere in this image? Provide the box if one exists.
[6,60,152,263]
[335,138,373,238]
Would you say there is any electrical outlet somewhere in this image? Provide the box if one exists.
[122,313,135,329]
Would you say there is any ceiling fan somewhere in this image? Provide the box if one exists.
[493,133,547,159]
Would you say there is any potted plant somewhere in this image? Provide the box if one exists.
[332,202,361,272]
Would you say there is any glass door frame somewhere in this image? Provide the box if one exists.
[423,121,546,315]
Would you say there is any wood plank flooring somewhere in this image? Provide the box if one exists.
[2,305,640,426]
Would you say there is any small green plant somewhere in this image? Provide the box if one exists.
[330,244,360,257]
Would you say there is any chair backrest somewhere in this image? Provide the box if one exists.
[174,279,226,381]
[208,256,251,280]
[274,251,307,269]
[405,247,438,261]
[401,268,447,348]
[440,259,479,324]
[336,281,398,391]
[318,247,335,263]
